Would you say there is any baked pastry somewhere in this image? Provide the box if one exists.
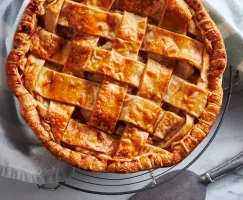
[6,0,227,172]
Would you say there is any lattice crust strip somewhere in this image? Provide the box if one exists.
[6,0,227,172]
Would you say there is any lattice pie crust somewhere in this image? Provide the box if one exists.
[6,0,226,172]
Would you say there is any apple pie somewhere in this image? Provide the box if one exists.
[6,0,226,172]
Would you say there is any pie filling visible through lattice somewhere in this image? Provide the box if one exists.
[6,0,227,172]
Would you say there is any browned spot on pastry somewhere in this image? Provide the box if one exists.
[22,26,30,34]
[97,132,105,142]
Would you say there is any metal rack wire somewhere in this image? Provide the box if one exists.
[38,66,236,195]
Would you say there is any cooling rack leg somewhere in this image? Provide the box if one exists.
[36,183,62,191]
[149,170,157,188]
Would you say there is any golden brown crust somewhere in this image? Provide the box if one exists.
[137,58,173,104]
[82,48,146,87]
[30,27,72,65]
[88,78,128,133]
[115,0,166,19]
[58,0,122,39]
[142,24,205,69]
[154,111,186,141]
[159,0,192,34]
[6,0,226,173]
[114,124,149,157]
[163,75,209,117]
[112,11,147,59]
[119,94,164,133]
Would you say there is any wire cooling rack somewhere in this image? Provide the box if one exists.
[38,66,236,195]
